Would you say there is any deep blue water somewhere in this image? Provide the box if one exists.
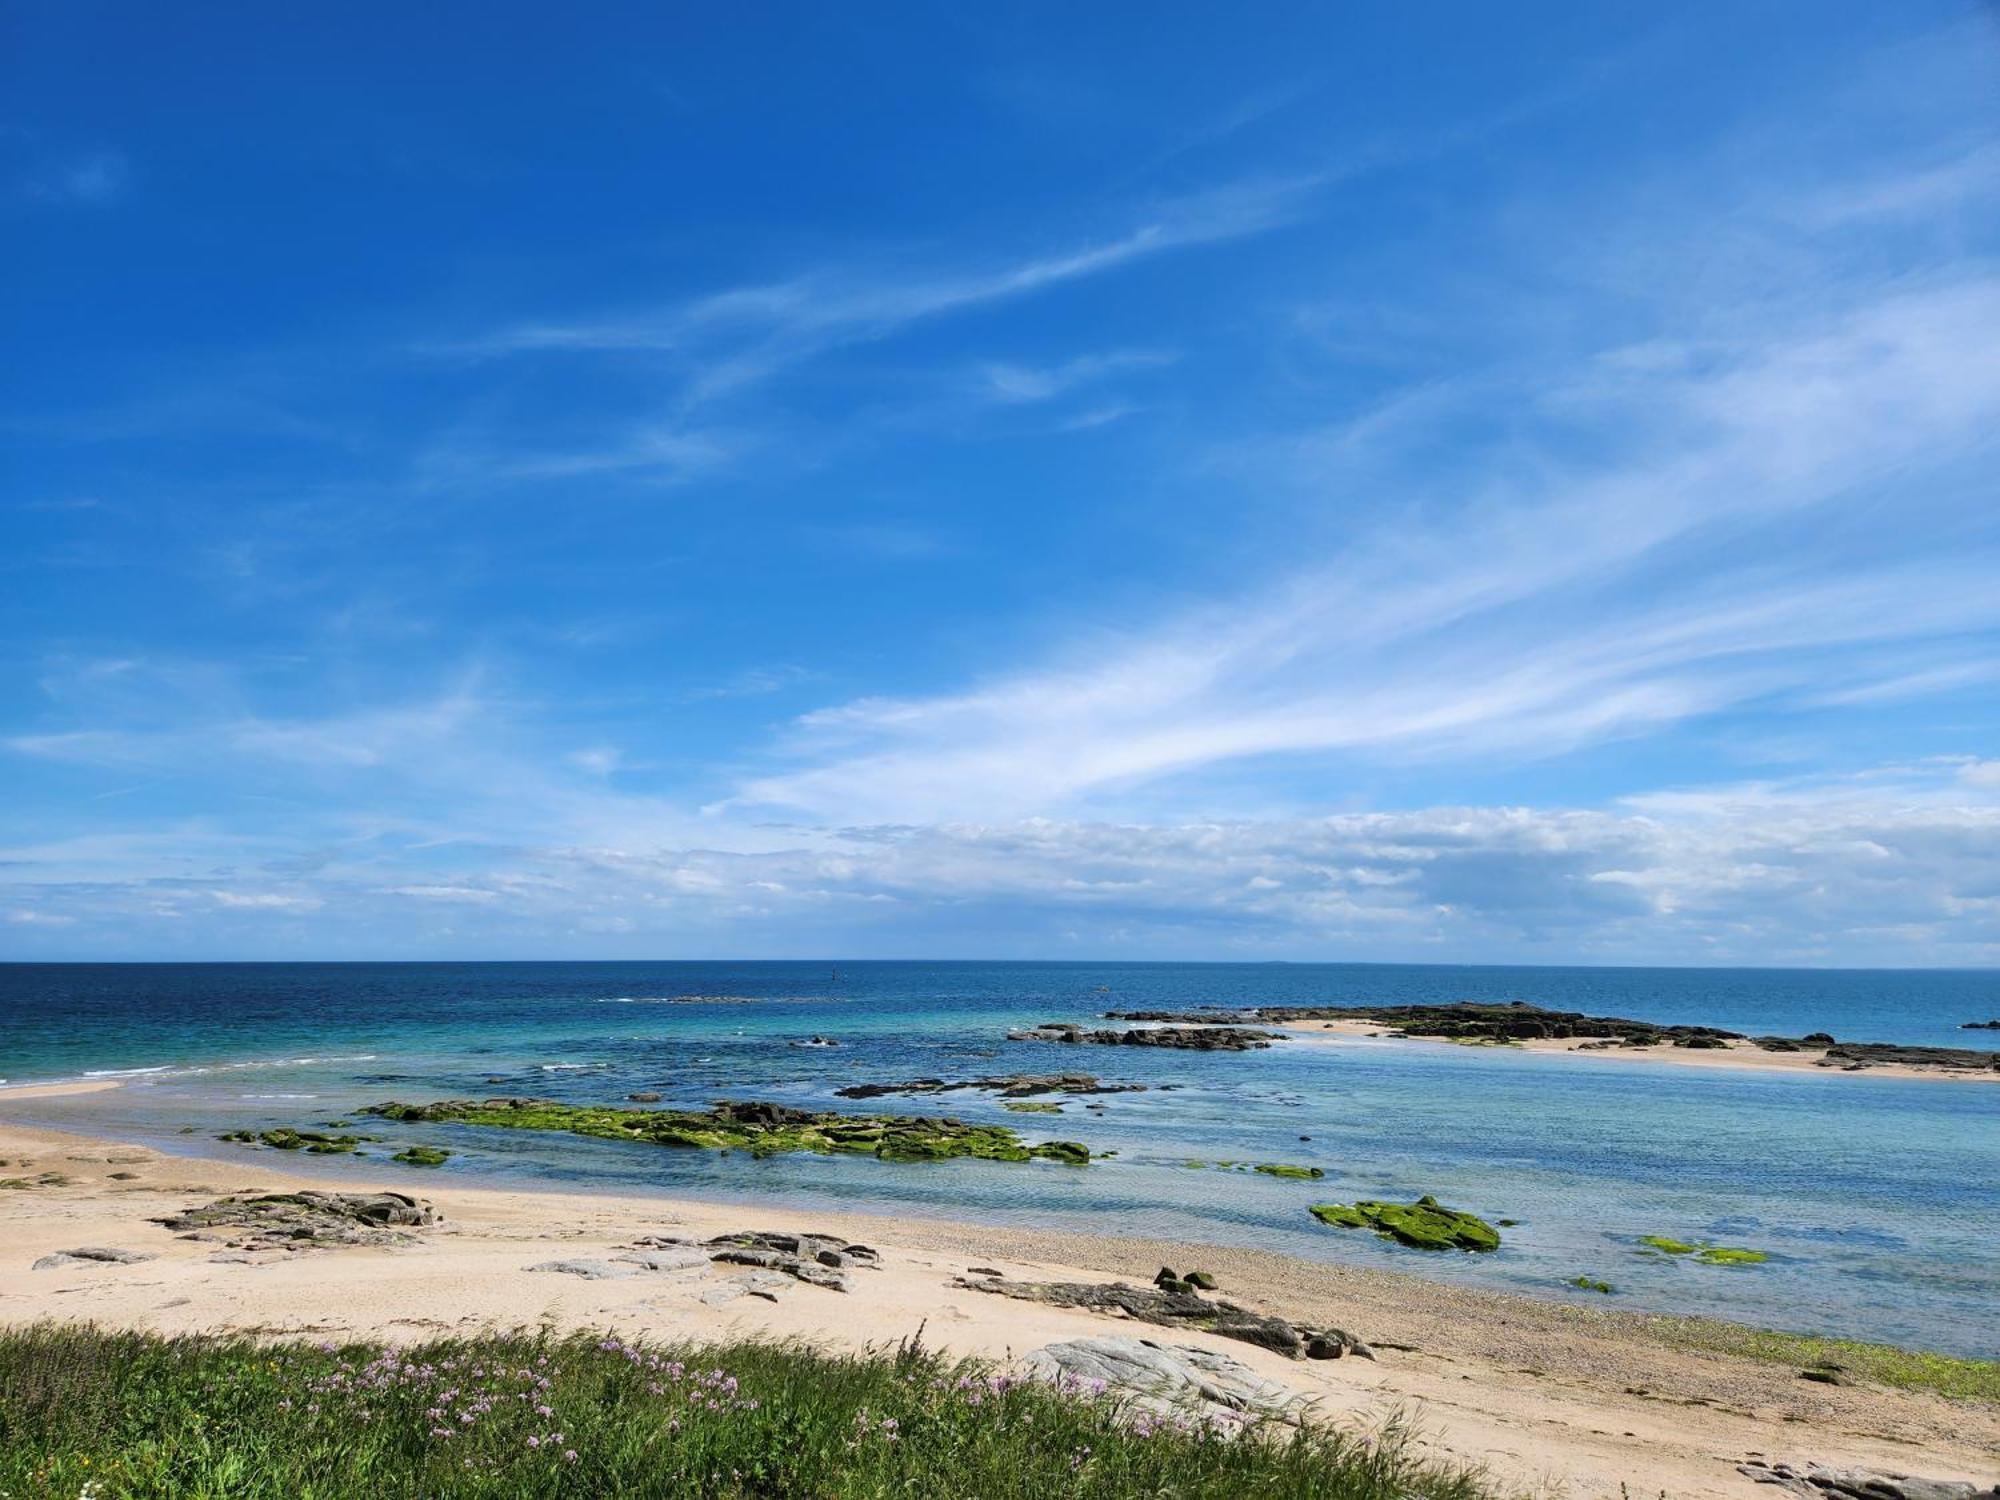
[3,961,1996,1358]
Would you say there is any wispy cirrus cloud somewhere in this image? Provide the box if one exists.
[736,271,2000,823]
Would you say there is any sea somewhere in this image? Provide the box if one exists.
[2,961,1996,1359]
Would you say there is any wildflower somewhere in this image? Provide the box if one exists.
[526,1437,540,1449]
[564,1451,579,1464]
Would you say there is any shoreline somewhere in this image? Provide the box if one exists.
[1277,1018,2000,1081]
[2,1111,1995,1498]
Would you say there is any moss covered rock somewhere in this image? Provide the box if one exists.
[392,1146,452,1167]
[364,1098,1096,1167]
[1254,1163,1325,1180]
[1308,1195,1501,1252]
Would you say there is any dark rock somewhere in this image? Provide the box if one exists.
[960,1275,1372,1362]
[152,1190,439,1252]
[1008,1023,1286,1052]
[627,1092,663,1102]
[1961,1020,2000,1030]
[1104,1005,2000,1072]
[836,1072,1146,1100]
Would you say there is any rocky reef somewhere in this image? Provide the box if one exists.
[834,1072,1145,1100]
[1308,1195,1502,1252]
[217,1127,372,1154]
[1107,1000,2000,1071]
[1007,1022,1287,1051]
[362,1097,1095,1165]
[958,1272,1372,1361]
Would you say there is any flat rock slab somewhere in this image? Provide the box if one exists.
[961,1276,1372,1361]
[1739,1461,2000,1500]
[33,1247,158,1270]
[628,1230,876,1292]
[615,1247,712,1273]
[1022,1336,1312,1426]
[527,1258,637,1280]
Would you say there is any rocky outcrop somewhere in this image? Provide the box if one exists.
[1738,1460,1999,1500]
[957,1274,1372,1361]
[152,1190,439,1253]
[1961,1020,2000,1030]
[1008,1023,1286,1052]
[364,1098,1097,1165]
[1021,1337,1312,1426]
[835,1072,1146,1100]
[1108,1002,2000,1071]
[620,1229,882,1292]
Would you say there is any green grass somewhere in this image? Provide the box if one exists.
[1645,1319,2000,1402]
[0,1325,1492,1499]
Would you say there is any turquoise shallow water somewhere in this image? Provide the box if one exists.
[2,961,1996,1358]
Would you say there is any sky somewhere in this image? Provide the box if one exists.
[4,3,1999,965]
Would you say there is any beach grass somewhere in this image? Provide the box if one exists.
[1646,1317,2000,1401]
[0,1324,1491,1499]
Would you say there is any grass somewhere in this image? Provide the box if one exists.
[0,1324,1492,1499]
[1645,1318,2000,1402]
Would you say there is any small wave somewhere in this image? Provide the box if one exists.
[537,1062,608,1072]
[597,994,762,1005]
[240,1093,320,1100]
[83,1065,175,1078]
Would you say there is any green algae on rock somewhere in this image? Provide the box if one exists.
[363,1097,1097,1166]
[1001,1101,1063,1113]
[392,1146,452,1167]
[1570,1276,1616,1294]
[1637,1235,1766,1265]
[1253,1163,1326,1180]
[219,1128,367,1155]
[1308,1195,1501,1252]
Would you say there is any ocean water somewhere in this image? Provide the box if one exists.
[2,961,1996,1358]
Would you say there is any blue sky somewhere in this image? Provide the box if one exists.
[5,3,1999,963]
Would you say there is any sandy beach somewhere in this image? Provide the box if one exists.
[2,1108,1993,1499]
[1278,1018,2000,1082]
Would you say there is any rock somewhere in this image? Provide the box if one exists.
[1253,1164,1324,1180]
[528,1258,636,1280]
[1738,1459,1999,1500]
[627,1092,663,1102]
[1021,1336,1312,1426]
[365,1098,1097,1165]
[1103,1004,2000,1072]
[960,1275,1372,1362]
[33,1246,157,1270]
[966,1265,1004,1277]
[1008,1023,1286,1052]
[700,1230,876,1290]
[1961,1020,2000,1030]
[616,1246,712,1273]
[1185,1270,1218,1290]
[1308,1195,1501,1251]
[151,1191,439,1252]
[391,1146,451,1167]
[835,1072,1146,1100]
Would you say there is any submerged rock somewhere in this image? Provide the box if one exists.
[1308,1195,1501,1252]
[365,1097,1097,1166]
[1007,1023,1286,1052]
[836,1072,1146,1100]
[959,1275,1372,1362]
[1021,1336,1312,1426]
[391,1146,452,1167]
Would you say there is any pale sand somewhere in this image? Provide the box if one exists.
[1,1119,1994,1497]
[1279,1018,2000,1082]
[0,1079,124,1100]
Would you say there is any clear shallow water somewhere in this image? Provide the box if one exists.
[3,961,1996,1358]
